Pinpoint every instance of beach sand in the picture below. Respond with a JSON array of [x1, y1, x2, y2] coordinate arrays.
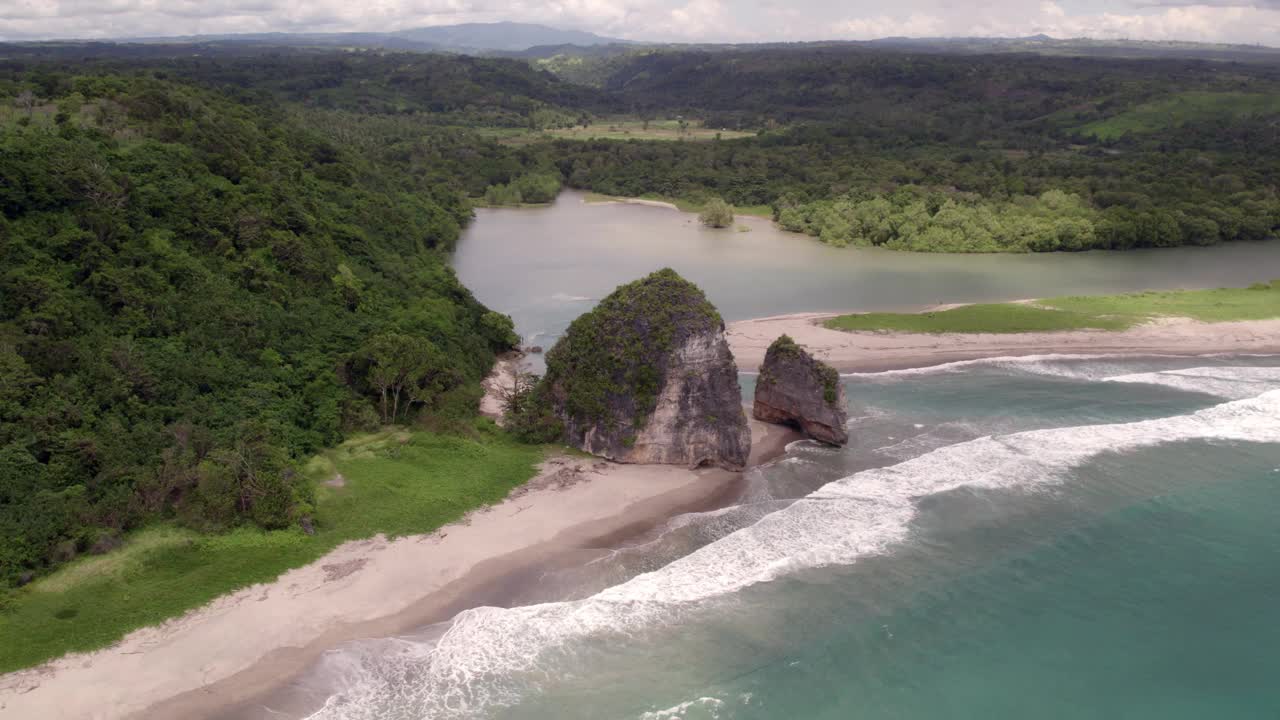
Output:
[[727, 313, 1280, 373], [0, 421, 796, 720]]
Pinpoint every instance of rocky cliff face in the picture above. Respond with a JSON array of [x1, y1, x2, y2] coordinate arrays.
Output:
[[752, 335, 848, 446], [536, 269, 751, 470]]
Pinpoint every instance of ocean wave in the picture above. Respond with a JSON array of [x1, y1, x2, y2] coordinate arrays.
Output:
[[838, 353, 1167, 379], [551, 292, 594, 302], [639, 695, 726, 719], [1105, 366, 1280, 399], [308, 389, 1280, 720]]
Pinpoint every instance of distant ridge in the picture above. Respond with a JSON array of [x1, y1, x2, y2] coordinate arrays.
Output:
[[6, 25, 1277, 64], [127, 22, 628, 53]]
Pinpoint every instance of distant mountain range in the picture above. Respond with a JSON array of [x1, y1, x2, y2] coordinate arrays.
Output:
[[128, 22, 628, 53], [9, 23, 1278, 64]]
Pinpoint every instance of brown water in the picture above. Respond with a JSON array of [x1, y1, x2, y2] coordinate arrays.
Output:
[[452, 190, 1280, 351]]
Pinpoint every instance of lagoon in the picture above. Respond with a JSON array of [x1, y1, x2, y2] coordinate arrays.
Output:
[[453, 190, 1280, 349]]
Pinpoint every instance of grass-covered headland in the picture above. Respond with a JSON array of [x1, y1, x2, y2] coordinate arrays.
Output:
[[0, 423, 540, 673], [822, 281, 1280, 334]]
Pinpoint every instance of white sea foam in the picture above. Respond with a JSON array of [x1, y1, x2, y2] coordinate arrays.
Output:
[[639, 695, 726, 719], [551, 292, 594, 302], [1105, 366, 1280, 399], [839, 353, 1162, 379], [309, 389, 1280, 720]]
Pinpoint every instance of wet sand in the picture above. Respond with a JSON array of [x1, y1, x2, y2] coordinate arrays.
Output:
[[727, 313, 1280, 373]]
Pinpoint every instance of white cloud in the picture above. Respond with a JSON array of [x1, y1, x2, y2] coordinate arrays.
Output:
[[837, 12, 944, 39], [1041, 1, 1066, 18], [1, 0, 1278, 45]]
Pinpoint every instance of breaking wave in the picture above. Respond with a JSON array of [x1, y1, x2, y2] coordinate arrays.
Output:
[[308, 382, 1280, 720], [1105, 366, 1280, 399]]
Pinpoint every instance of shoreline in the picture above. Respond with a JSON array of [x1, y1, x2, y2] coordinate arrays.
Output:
[[0, 421, 796, 720], [581, 192, 680, 211], [727, 312, 1280, 373]]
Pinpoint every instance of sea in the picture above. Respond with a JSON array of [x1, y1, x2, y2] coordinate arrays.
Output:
[[289, 195, 1280, 720]]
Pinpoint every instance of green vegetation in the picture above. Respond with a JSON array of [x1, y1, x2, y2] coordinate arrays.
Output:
[[1044, 281, 1280, 323], [10, 47, 1275, 253], [0, 70, 522, 588], [482, 171, 563, 206], [823, 281, 1280, 333], [761, 335, 841, 406], [698, 198, 735, 228], [510, 269, 722, 442], [778, 189, 1103, 252], [1078, 92, 1280, 140], [0, 424, 541, 673], [824, 304, 1135, 334]]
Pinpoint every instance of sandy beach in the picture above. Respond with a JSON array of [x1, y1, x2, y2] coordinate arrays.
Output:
[[583, 195, 682, 212], [0, 420, 795, 720], [727, 313, 1280, 373]]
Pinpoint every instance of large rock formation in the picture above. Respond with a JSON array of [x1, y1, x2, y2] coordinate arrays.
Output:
[[536, 268, 751, 470], [752, 335, 849, 446]]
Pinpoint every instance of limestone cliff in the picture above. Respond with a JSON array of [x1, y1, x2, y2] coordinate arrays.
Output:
[[752, 335, 849, 446], [536, 269, 751, 470]]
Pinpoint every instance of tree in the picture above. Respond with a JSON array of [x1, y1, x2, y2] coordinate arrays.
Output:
[[497, 369, 539, 416], [362, 333, 449, 424], [699, 198, 735, 228], [14, 90, 36, 118]]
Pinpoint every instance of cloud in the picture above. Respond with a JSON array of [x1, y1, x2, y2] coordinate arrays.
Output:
[[1140, 0, 1280, 8], [833, 1, 1280, 45], [1, 0, 1278, 45], [837, 13, 944, 39]]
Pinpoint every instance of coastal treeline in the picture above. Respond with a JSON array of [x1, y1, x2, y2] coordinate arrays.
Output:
[[7, 46, 1277, 251], [0, 72, 518, 585]]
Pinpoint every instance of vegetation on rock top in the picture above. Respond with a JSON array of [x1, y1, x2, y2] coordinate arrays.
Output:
[[511, 268, 723, 442], [761, 335, 840, 406]]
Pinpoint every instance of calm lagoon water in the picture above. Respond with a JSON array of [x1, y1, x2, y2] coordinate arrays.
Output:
[[292, 196, 1280, 720], [452, 190, 1280, 351]]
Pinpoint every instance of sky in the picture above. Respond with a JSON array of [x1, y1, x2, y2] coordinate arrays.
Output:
[[1, 0, 1278, 45]]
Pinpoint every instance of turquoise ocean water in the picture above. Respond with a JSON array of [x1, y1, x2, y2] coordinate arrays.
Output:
[[300, 354, 1280, 720]]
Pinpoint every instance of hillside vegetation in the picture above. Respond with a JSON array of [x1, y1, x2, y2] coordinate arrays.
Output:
[[1078, 92, 1280, 139], [0, 71, 523, 587], [11, 46, 1276, 252]]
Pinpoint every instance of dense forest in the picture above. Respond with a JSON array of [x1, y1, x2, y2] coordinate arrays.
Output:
[[0, 69, 520, 585], [1, 42, 1278, 585]]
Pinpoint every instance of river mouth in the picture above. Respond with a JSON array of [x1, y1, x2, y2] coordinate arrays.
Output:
[[452, 190, 1280, 366]]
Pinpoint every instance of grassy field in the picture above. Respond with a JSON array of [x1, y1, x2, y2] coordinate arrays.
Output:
[[543, 119, 755, 142], [0, 422, 542, 673], [823, 281, 1280, 334], [583, 191, 773, 219], [1078, 92, 1280, 139]]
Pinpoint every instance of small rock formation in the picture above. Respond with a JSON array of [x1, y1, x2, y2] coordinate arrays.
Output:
[[537, 268, 751, 470], [753, 335, 848, 446]]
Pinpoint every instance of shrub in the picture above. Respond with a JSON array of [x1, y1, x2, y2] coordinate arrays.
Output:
[[699, 198, 735, 228]]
